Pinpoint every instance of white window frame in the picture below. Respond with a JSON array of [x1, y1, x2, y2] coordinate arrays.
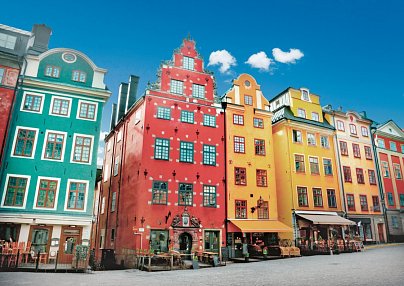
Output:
[[70, 133, 94, 165], [300, 88, 311, 102], [20, 91, 45, 114], [117, 130, 122, 142], [113, 155, 120, 176], [103, 164, 109, 182], [64, 179, 89, 212], [307, 133, 316, 146], [297, 108, 306, 118], [336, 120, 345, 131], [0, 33, 17, 49], [76, 99, 98, 122], [101, 196, 106, 214], [183, 56, 194, 70], [390, 141, 397, 152], [377, 138, 385, 148], [10, 126, 39, 159], [33, 176, 61, 211], [321, 135, 330, 148], [41, 129, 68, 162], [361, 126, 369, 137], [49, 96, 72, 118], [1, 174, 31, 209], [311, 112, 319, 121]]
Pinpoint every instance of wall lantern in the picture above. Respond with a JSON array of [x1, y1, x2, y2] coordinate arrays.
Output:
[[144, 169, 148, 178], [196, 172, 200, 180], [174, 127, 178, 133], [172, 170, 177, 178]]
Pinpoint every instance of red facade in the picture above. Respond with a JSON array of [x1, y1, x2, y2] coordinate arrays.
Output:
[[97, 39, 225, 265]]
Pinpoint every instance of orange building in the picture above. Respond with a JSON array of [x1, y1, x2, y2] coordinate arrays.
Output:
[[222, 74, 291, 258], [269, 87, 355, 252]]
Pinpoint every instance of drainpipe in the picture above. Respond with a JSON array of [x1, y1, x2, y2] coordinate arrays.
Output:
[[370, 127, 390, 243], [221, 101, 229, 251]]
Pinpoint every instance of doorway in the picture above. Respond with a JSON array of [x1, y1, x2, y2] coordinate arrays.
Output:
[[179, 232, 192, 254], [59, 226, 82, 263], [30, 226, 52, 254], [377, 223, 385, 243]]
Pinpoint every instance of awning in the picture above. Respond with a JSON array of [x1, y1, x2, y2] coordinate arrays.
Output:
[[297, 214, 356, 226], [229, 219, 292, 233]]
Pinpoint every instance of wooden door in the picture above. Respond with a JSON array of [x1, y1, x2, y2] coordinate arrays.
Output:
[[377, 223, 385, 243], [29, 225, 53, 255], [58, 226, 82, 264]]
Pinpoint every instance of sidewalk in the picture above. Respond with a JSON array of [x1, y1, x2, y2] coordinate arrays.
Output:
[[364, 242, 404, 250]]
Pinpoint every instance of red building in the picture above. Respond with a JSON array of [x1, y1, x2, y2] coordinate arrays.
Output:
[[96, 38, 226, 266], [373, 120, 404, 242]]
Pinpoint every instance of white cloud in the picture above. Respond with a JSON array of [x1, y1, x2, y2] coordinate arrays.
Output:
[[272, 48, 304, 64], [245, 51, 273, 71], [208, 50, 237, 73]]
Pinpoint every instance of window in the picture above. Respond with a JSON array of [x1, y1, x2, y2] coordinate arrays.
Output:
[[0, 68, 4, 84], [320, 136, 329, 148], [343, 166, 352, 182], [347, 194, 355, 211], [257, 201, 269, 219], [3, 176, 29, 207], [254, 139, 265, 155], [203, 114, 216, 127], [43, 131, 65, 161], [309, 157, 319, 174], [178, 183, 193, 206], [292, 130, 302, 143], [323, 158, 333, 175], [72, 70, 86, 83], [181, 110, 194, 124], [203, 185, 216, 207], [364, 146, 372, 160], [235, 167, 246, 185], [244, 95, 253, 105], [340, 141, 348, 156], [0, 33, 17, 49], [35, 178, 57, 209], [360, 195, 368, 211], [66, 181, 87, 210], [387, 192, 394, 206], [51, 97, 70, 117], [307, 133, 316, 146], [78, 101, 97, 120], [203, 145, 216, 166], [72, 135, 93, 164], [111, 229, 115, 241], [313, 188, 323, 207], [13, 128, 37, 158], [356, 168, 365, 184], [352, 143, 361, 158], [157, 106, 171, 120], [45, 65, 60, 78], [297, 187, 308, 207], [297, 108, 306, 118], [361, 126, 369, 137], [336, 120, 345, 131], [393, 164, 402, 179], [101, 197, 105, 214], [111, 192, 116, 212], [392, 216, 399, 228], [179, 141, 194, 163], [311, 112, 319, 121], [327, 189, 337, 208], [152, 181, 168, 205], [154, 138, 170, 160], [349, 124, 357, 135], [22, 93, 43, 113], [113, 156, 120, 176], [401, 144, 404, 154], [301, 89, 310, 101], [256, 169, 267, 187], [233, 114, 244, 125], [192, 84, 205, 98], [377, 139, 385, 148], [183, 56, 194, 70], [170, 79, 183, 94], [372, 196, 380, 212], [382, 161, 390, 177], [234, 136, 245, 153], [253, 118, 264, 128], [390, 142, 397, 152], [295, 154, 305, 173], [368, 170, 377, 185], [235, 200, 247, 219], [400, 194, 404, 207]]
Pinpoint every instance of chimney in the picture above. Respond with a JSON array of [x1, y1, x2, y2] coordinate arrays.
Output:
[[30, 24, 52, 54], [116, 83, 128, 124], [110, 103, 117, 130], [125, 75, 140, 113]]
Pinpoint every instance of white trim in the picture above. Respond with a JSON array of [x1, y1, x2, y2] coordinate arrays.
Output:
[[49, 95, 72, 118], [295, 210, 339, 216], [300, 88, 311, 102], [70, 133, 94, 165], [61, 52, 77, 64], [0, 212, 92, 225], [10, 126, 39, 159], [32, 176, 61, 211], [1, 174, 31, 209], [21, 87, 105, 103], [20, 91, 45, 114], [64, 179, 89, 212], [41, 129, 68, 162], [76, 99, 98, 122]]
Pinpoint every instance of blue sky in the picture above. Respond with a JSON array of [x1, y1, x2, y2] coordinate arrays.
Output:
[[2, 0, 403, 163]]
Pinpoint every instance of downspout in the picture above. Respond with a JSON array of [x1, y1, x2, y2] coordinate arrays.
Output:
[[370, 127, 390, 243], [221, 101, 229, 250]]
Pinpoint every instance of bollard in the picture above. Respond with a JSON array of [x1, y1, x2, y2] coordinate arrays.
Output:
[[55, 251, 59, 272]]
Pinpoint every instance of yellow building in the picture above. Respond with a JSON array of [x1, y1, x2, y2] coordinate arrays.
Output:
[[323, 108, 386, 243], [222, 74, 291, 258], [270, 87, 355, 251]]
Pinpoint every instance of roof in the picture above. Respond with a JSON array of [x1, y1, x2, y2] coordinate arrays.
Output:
[[229, 219, 292, 233]]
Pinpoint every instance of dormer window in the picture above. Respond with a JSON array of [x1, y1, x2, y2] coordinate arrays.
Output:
[[301, 88, 310, 101], [183, 56, 194, 70], [0, 33, 17, 49], [45, 65, 60, 78], [72, 70, 86, 83]]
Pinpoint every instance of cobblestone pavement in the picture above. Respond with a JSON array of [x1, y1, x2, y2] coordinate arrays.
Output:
[[1, 244, 403, 286]]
